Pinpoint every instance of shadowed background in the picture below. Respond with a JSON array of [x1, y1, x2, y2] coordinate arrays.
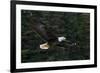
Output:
[[21, 10, 90, 63]]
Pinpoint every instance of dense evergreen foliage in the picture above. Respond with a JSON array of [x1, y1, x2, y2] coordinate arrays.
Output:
[[21, 10, 90, 63]]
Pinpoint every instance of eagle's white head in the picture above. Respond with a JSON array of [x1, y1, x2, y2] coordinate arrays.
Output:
[[58, 36, 66, 42]]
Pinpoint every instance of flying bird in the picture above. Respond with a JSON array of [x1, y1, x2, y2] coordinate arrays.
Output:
[[27, 16, 66, 49]]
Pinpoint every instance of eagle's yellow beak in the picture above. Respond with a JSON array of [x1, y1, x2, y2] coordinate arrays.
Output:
[[40, 42, 49, 49]]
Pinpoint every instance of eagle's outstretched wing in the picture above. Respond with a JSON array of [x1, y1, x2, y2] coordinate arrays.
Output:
[[27, 16, 57, 44]]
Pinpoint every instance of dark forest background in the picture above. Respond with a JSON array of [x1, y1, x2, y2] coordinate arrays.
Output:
[[21, 10, 90, 63]]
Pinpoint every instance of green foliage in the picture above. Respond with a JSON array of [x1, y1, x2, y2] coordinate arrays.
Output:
[[21, 10, 90, 63]]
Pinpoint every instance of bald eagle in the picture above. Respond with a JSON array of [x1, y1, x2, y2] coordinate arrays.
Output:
[[27, 16, 66, 49]]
